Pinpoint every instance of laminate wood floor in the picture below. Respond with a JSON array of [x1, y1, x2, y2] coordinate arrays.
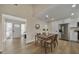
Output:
[[2, 39, 79, 54]]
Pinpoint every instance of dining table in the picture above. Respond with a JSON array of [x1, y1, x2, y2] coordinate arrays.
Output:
[[37, 33, 54, 53]]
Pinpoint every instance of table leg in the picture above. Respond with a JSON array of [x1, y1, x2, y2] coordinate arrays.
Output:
[[35, 35, 37, 45], [51, 43, 52, 52], [44, 42, 47, 54]]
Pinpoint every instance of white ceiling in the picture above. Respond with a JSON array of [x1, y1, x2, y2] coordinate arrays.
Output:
[[35, 4, 79, 22], [1, 4, 79, 22]]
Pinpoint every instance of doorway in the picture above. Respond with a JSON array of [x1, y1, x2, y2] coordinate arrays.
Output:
[[59, 24, 68, 40], [5, 22, 26, 40]]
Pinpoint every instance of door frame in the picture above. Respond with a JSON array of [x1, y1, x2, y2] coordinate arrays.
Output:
[[59, 23, 69, 40]]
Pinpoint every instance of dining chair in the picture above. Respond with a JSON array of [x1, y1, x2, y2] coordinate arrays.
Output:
[[42, 32, 46, 36], [44, 35, 54, 53], [44, 34, 58, 53], [53, 34, 58, 48], [35, 33, 41, 45]]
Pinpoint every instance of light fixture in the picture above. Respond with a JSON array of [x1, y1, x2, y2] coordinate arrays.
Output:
[[72, 4, 76, 7], [71, 13, 74, 16], [45, 15, 48, 18]]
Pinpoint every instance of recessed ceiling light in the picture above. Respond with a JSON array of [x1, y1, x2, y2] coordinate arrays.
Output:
[[71, 13, 74, 16], [72, 4, 76, 7], [45, 15, 48, 18]]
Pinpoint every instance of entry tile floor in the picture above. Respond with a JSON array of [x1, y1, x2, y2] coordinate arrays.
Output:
[[2, 39, 79, 54]]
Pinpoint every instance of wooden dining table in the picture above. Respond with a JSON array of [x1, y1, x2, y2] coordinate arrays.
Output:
[[37, 34, 54, 53]]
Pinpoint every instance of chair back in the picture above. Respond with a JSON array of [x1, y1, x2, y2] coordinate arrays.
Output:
[[42, 32, 46, 36], [37, 33, 41, 35], [54, 34, 58, 41], [36, 33, 41, 38], [47, 35, 54, 43]]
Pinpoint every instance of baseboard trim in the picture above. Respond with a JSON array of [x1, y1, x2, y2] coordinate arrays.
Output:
[[69, 40, 79, 43], [26, 41, 34, 45], [26, 39, 35, 45], [59, 38, 69, 41], [13, 37, 21, 39], [59, 39, 79, 43]]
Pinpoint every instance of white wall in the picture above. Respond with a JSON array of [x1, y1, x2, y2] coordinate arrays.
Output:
[[0, 16, 3, 51], [26, 17, 47, 43], [47, 22, 52, 33], [49, 18, 79, 41]]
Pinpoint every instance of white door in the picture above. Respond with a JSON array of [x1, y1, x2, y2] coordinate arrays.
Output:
[[13, 23, 21, 39], [6, 22, 13, 39]]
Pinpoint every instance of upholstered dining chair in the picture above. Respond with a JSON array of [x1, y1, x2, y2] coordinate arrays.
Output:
[[44, 34, 58, 53], [44, 35, 54, 53], [53, 34, 58, 48]]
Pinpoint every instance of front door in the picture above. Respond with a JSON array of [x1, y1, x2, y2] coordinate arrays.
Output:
[[13, 23, 21, 39]]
